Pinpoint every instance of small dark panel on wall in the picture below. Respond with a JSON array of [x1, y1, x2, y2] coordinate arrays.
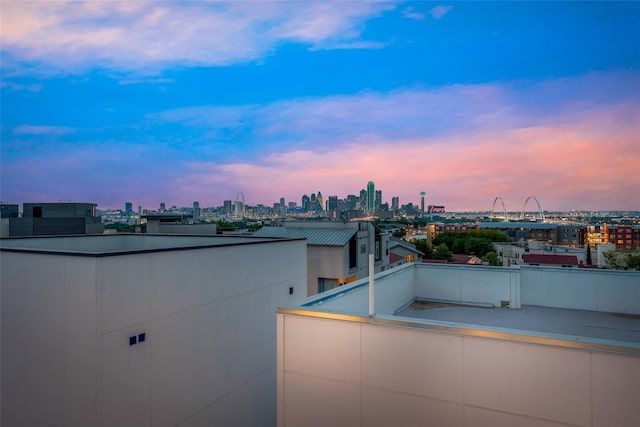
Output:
[[129, 336, 137, 346], [138, 333, 146, 343], [289, 286, 294, 295]]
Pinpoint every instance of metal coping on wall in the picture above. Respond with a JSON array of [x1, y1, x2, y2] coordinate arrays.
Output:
[[276, 307, 640, 357], [0, 234, 307, 258]]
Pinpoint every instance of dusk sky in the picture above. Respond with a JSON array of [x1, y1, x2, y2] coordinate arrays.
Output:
[[2, 1, 639, 212]]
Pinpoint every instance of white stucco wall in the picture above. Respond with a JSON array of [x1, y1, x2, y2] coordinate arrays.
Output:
[[415, 264, 521, 308], [520, 266, 640, 314], [277, 313, 640, 427], [1, 237, 307, 427]]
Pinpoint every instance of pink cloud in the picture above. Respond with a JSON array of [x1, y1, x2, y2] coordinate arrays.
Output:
[[174, 106, 640, 211]]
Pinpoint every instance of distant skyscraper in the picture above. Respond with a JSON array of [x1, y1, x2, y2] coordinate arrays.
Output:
[[316, 192, 323, 212], [367, 181, 375, 213], [280, 197, 286, 215], [193, 201, 200, 219], [420, 192, 426, 214], [160, 202, 166, 211], [327, 196, 338, 211], [310, 193, 317, 212], [125, 202, 132, 214], [302, 194, 310, 212], [223, 200, 232, 216], [347, 195, 357, 210], [359, 189, 367, 211], [375, 190, 382, 211], [392, 196, 399, 212]]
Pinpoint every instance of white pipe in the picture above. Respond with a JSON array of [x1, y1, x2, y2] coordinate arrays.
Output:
[[369, 254, 375, 317]]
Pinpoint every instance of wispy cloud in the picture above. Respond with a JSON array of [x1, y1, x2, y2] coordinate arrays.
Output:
[[1, 81, 43, 93], [1, 1, 394, 76], [3, 71, 638, 211], [429, 5, 453, 20], [402, 6, 425, 21], [13, 125, 75, 136]]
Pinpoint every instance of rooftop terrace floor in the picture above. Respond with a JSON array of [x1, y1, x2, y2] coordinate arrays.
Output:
[[397, 301, 640, 345]]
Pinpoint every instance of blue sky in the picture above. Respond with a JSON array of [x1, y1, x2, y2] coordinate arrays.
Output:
[[2, 1, 639, 211]]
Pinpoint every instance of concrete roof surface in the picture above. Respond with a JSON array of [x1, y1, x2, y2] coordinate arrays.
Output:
[[398, 301, 640, 345]]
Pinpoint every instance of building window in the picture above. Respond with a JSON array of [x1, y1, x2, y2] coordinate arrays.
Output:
[[349, 237, 358, 269]]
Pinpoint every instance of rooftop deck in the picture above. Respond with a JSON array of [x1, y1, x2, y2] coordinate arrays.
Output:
[[398, 300, 640, 345]]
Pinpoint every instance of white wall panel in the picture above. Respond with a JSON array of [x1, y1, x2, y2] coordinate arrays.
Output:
[[592, 352, 640, 427], [99, 255, 150, 333], [254, 367, 277, 427], [194, 396, 229, 427], [192, 300, 228, 413], [463, 336, 591, 426], [64, 256, 96, 302], [100, 327, 149, 427], [464, 406, 571, 427], [228, 378, 256, 427], [361, 386, 463, 427], [191, 248, 229, 305], [541, 270, 597, 311], [283, 372, 360, 427], [64, 299, 96, 427], [0, 251, 28, 292], [227, 292, 257, 390], [1, 291, 27, 416], [150, 310, 194, 427], [149, 251, 194, 319], [25, 294, 65, 426], [284, 316, 360, 384], [362, 325, 463, 403]]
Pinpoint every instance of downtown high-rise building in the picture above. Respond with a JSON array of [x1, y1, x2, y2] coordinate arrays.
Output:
[[367, 181, 375, 213]]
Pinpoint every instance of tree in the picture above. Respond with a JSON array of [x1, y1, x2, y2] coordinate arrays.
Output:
[[484, 251, 501, 266], [586, 243, 593, 265], [433, 243, 453, 261], [603, 251, 624, 269], [411, 239, 434, 259], [626, 253, 640, 270]]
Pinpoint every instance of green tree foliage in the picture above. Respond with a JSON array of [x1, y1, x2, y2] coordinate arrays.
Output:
[[603, 251, 640, 270], [433, 243, 453, 261], [432, 230, 509, 258], [392, 229, 406, 238], [603, 251, 624, 269], [411, 239, 434, 259], [483, 251, 501, 266], [625, 253, 640, 270]]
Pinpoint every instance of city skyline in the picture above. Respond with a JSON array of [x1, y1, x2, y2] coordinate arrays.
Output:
[[2, 2, 639, 211]]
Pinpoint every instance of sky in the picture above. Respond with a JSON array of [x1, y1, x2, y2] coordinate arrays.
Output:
[[1, 1, 639, 212]]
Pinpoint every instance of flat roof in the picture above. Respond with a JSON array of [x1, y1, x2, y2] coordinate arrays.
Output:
[[0, 233, 305, 257], [397, 300, 640, 346]]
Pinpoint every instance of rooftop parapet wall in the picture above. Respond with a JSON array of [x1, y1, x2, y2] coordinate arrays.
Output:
[[0, 233, 296, 255], [415, 263, 521, 309], [520, 266, 640, 315], [299, 263, 416, 316], [298, 262, 640, 318]]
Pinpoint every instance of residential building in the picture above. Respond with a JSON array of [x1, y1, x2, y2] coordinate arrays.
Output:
[[277, 263, 640, 426], [388, 237, 423, 265], [522, 253, 580, 268], [253, 221, 389, 296], [607, 225, 640, 250], [8, 202, 104, 237], [1, 234, 307, 427]]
